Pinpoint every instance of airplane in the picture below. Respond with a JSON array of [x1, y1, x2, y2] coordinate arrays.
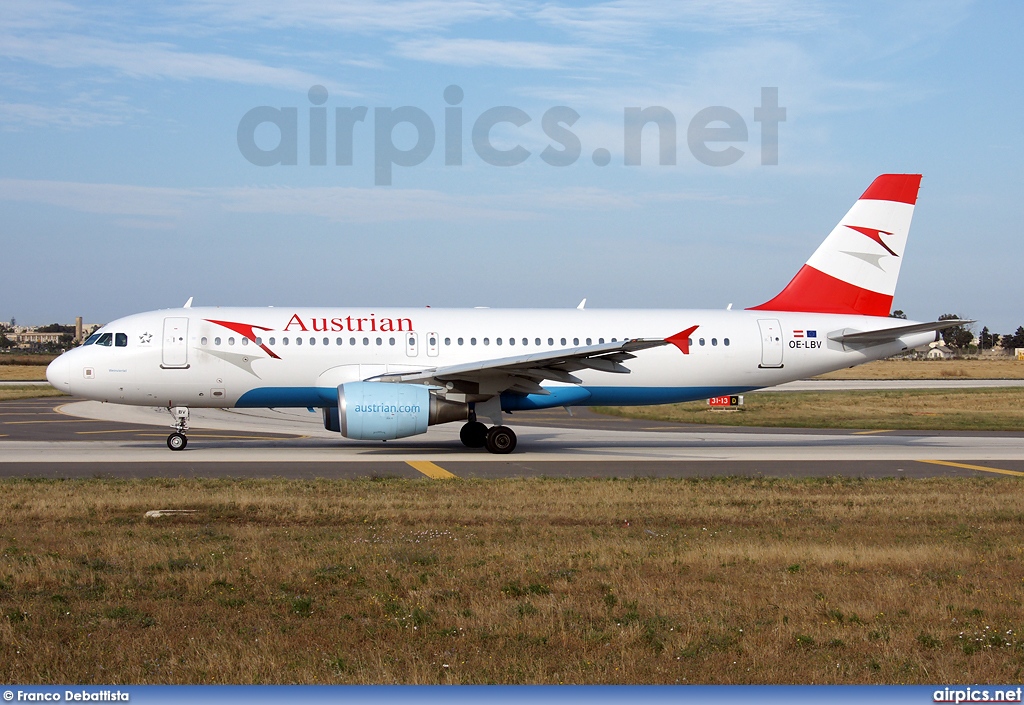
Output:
[[46, 174, 967, 454]]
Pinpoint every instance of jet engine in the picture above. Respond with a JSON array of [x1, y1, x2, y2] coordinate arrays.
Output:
[[330, 382, 467, 440]]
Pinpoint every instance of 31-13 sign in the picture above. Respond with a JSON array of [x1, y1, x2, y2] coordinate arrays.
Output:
[[708, 395, 744, 407]]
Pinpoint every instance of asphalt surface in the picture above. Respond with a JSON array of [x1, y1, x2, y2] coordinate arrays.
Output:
[[1, 396, 1022, 480]]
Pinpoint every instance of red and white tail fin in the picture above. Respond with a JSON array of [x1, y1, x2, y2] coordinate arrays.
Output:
[[749, 174, 922, 317]]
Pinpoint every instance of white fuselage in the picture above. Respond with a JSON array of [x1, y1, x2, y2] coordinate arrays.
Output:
[[46, 306, 933, 412]]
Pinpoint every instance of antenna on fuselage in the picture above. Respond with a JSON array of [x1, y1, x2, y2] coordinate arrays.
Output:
[[183, 297, 193, 309], [577, 298, 586, 310]]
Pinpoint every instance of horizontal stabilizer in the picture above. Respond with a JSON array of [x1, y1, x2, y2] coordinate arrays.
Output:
[[829, 319, 972, 345]]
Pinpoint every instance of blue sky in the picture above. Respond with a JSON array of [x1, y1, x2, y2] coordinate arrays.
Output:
[[1, 0, 1021, 333]]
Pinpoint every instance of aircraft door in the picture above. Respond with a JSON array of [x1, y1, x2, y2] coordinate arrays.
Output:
[[757, 319, 784, 368], [427, 332, 439, 357], [162, 317, 189, 368], [405, 332, 418, 357]]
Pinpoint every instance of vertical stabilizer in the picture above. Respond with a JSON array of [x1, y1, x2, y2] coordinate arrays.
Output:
[[749, 174, 922, 316]]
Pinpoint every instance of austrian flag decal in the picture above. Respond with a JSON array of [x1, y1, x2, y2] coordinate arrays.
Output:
[[792, 330, 817, 338]]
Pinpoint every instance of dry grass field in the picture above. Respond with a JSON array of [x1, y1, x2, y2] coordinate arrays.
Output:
[[817, 358, 1024, 380], [597, 388, 1024, 431], [0, 366, 48, 381], [1, 477, 1022, 684], [0, 385, 66, 401]]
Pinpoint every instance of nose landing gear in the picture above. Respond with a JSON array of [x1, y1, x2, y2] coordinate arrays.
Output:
[[166, 406, 190, 451]]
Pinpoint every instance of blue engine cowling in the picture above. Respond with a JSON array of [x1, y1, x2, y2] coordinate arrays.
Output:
[[337, 382, 431, 440]]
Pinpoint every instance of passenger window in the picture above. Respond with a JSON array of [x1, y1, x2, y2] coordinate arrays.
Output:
[[115, 333, 128, 347], [308, 337, 314, 345], [283, 337, 289, 345], [483, 338, 490, 345], [228, 337, 235, 346], [363, 337, 369, 346], [573, 338, 579, 345], [269, 337, 276, 345], [376, 337, 382, 346], [324, 337, 329, 345], [560, 338, 566, 346], [586, 338, 592, 345], [241, 337, 249, 346], [470, 338, 477, 345], [712, 338, 718, 346], [458, 337, 464, 345], [201, 337, 208, 345], [350, 337, 356, 345], [724, 338, 730, 346], [548, 338, 554, 346], [84, 334, 100, 346], [445, 337, 451, 346], [214, 337, 222, 346], [256, 337, 262, 345], [534, 338, 540, 346], [295, 337, 302, 346], [337, 337, 343, 345], [688, 338, 693, 346], [96, 333, 112, 346], [389, 337, 396, 346], [497, 338, 503, 346], [699, 338, 705, 346]]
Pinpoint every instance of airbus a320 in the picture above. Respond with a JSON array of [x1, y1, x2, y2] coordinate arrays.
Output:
[[46, 174, 965, 453]]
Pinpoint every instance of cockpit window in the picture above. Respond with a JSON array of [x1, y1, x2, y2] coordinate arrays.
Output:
[[95, 333, 113, 347], [83, 334, 101, 346], [115, 333, 128, 347]]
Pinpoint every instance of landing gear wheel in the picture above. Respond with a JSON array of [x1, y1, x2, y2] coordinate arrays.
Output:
[[485, 426, 517, 454], [167, 432, 187, 451], [460, 421, 488, 448]]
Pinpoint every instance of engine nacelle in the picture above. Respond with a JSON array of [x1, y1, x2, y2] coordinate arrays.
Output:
[[336, 382, 468, 440]]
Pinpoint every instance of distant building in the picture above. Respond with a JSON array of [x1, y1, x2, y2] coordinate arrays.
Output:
[[12, 331, 65, 346], [926, 345, 954, 360]]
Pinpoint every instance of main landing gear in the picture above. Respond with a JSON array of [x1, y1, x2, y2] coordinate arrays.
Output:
[[166, 406, 190, 451], [459, 409, 517, 454]]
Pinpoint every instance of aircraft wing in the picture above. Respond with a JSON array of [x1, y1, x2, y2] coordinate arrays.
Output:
[[370, 337, 671, 395], [829, 319, 973, 345]]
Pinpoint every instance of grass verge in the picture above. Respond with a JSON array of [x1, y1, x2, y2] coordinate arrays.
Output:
[[595, 388, 1024, 431], [0, 366, 48, 381], [816, 358, 1024, 380], [0, 385, 66, 401], [0, 477, 1022, 684]]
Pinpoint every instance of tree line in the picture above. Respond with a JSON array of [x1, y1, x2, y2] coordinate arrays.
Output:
[[893, 311, 1024, 353]]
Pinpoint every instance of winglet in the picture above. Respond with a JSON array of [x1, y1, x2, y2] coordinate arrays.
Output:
[[666, 325, 699, 354]]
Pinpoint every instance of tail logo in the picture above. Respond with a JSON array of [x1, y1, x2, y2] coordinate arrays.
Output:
[[845, 225, 898, 257]]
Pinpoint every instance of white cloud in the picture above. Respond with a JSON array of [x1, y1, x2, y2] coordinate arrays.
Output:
[[0, 179, 198, 217], [0, 34, 328, 90], [0, 101, 137, 129], [393, 37, 599, 69], [174, 0, 517, 34]]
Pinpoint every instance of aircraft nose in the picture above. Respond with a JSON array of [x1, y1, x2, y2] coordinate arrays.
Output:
[[46, 354, 70, 392]]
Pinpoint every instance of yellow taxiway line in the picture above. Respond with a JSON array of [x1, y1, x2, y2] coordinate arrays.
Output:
[[406, 460, 458, 480], [917, 460, 1024, 478]]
